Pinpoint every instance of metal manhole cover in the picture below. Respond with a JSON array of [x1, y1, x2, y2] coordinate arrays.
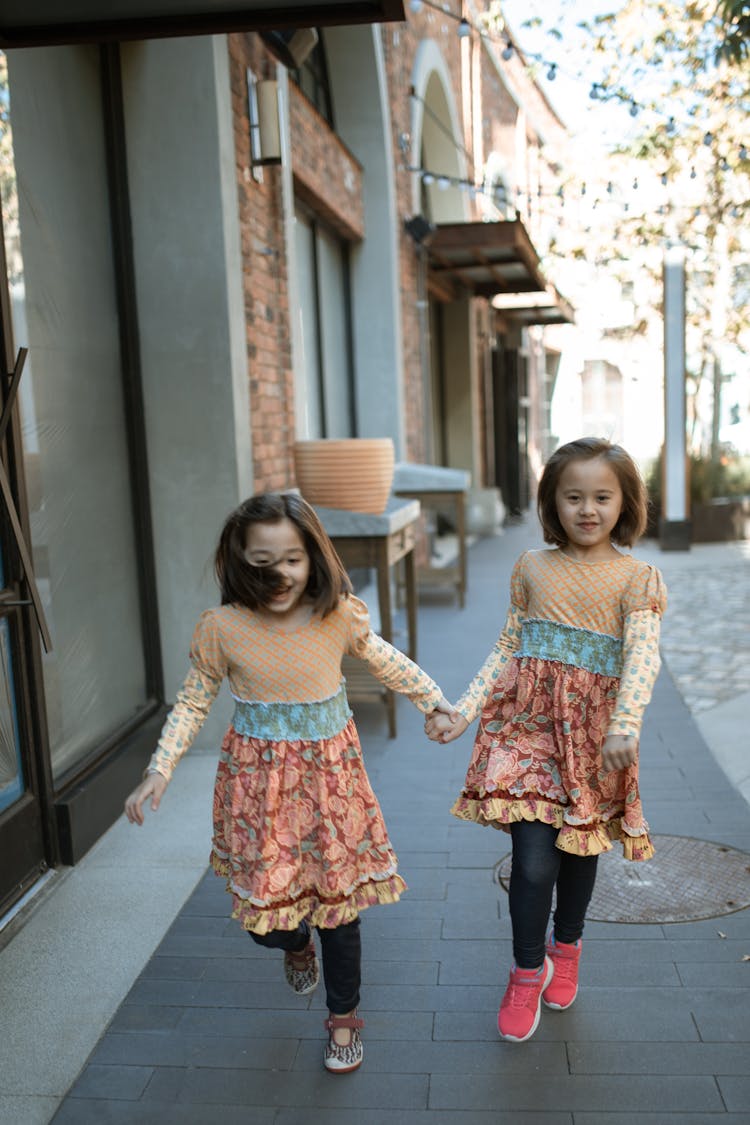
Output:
[[493, 834, 750, 923]]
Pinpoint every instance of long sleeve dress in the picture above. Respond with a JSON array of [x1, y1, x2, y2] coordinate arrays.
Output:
[[451, 549, 667, 861], [146, 594, 444, 933]]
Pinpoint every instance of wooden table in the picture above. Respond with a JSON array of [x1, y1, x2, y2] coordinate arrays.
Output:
[[314, 498, 420, 738], [393, 463, 471, 609]]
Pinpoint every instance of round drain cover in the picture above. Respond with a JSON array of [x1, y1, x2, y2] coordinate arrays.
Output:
[[493, 834, 750, 923]]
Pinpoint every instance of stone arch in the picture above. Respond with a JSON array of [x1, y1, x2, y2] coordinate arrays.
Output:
[[409, 40, 469, 223]]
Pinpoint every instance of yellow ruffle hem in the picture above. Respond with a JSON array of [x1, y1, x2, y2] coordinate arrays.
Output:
[[450, 793, 655, 862], [212, 853, 407, 933]]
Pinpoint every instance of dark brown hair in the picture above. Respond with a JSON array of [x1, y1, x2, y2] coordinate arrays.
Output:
[[214, 492, 352, 616], [537, 437, 648, 547]]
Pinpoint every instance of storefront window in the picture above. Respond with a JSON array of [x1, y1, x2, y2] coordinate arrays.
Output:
[[2, 48, 149, 784], [0, 616, 23, 812]]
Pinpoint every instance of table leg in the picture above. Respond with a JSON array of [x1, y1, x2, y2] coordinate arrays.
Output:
[[404, 546, 417, 661], [456, 492, 467, 609]]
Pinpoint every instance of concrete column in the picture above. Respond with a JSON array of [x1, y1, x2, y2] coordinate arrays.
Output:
[[122, 35, 252, 728], [660, 245, 691, 550]]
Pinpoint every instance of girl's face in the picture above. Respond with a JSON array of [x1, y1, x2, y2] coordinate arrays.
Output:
[[555, 456, 624, 558], [244, 517, 311, 619]]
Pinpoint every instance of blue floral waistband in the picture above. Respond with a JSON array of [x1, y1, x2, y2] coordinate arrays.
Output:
[[517, 618, 622, 677], [231, 683, 352, 741]]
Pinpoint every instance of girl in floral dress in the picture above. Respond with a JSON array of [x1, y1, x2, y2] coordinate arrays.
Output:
[[426, 438, 666, 1043], [125, 492, 451, 1073]]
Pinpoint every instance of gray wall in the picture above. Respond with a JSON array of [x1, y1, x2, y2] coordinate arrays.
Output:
[[122, 35, 252, 736], [325, 25, 406, 455]]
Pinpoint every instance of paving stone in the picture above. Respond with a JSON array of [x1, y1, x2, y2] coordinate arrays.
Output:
[[568, 1040, 750, 1075], [716, 1076, 750, 1113], [142, 1065, 430, 1108], [428, 1073, 723, 1113], [433, 1005, 700, 1043], [90, 1031, 299, 1069], [108, 1005, 184, 1033], [675, 960, 750, 987], [177, 1005, 434, 1041], [688, 989, 750, 1041], [438, 947, 682, 986], [574, 1116, 747, 1124], [139, 957, 209, 981], [51, 1101, 276, 1124], [275, 1112, 573, 1125], [67, 1064, 153, 1100]]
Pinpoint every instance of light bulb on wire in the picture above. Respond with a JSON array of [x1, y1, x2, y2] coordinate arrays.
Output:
[[457, 18, 471, 38]]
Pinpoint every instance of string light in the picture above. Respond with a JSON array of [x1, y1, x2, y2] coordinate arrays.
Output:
[[403, 163, 749, 231], [457, 18, 471, 39], [547, 63, 557, 81]]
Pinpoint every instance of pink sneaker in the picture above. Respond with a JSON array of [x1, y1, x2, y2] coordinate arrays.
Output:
[[497, 957, 553, 1042], [542, 936, 582, 1010]]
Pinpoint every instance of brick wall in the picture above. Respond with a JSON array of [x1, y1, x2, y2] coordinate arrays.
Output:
[[229, 34, 296, 492], [228, 19, 565, 494]]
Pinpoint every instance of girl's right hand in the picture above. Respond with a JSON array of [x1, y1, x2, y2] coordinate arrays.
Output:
[[424, 709, 469, 744], [124, 771, 168, 825]]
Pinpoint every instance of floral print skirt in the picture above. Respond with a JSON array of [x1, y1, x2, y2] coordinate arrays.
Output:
[[211, 716, 405, 932], [451, 657, 654, 861]]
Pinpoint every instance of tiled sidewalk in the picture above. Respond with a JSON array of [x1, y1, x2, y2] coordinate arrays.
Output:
[[51, 525, 750, 1123]]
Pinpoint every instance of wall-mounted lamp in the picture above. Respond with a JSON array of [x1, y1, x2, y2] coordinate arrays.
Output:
[[404, 214, 435, 246], [248, 71, 282, 177]]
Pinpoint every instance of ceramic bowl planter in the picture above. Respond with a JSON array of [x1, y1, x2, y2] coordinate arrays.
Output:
[[293, 438, 395, 515]]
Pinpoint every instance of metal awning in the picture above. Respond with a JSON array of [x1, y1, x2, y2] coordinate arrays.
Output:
[[426, 218, 574, 324], [493, 285, 575, 327], [0, 0, 405, 47]]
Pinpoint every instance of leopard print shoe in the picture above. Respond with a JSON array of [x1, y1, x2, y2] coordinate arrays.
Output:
[[283, 933, 320, 996], [323, 1012, 364, 1074]]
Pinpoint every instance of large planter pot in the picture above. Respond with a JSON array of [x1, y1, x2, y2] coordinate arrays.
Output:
[[692, 497, 750, 542], [293, 438, 395, 515]]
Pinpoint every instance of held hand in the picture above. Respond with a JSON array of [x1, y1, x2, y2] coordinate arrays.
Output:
[[124, 771, 168, 826], [601, 735, 638, 772], [424, 704, 469, 744]]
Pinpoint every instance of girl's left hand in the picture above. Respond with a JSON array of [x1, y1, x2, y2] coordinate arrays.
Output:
[[601, 735, 638, 771]]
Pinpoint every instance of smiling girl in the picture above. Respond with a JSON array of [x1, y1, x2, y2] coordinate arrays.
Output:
[[425, 438, 667, 1043], [124, 492, 452, 1073]]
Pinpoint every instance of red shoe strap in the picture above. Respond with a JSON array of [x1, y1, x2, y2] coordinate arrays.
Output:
[[324, 1015, 364, 1031]]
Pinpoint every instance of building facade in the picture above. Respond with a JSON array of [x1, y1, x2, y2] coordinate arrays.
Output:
[[0, 4, 570, 919]]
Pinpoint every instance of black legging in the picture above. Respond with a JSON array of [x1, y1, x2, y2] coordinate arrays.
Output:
[[250, 917, 361, 1013], [509, 820, 599, 969]]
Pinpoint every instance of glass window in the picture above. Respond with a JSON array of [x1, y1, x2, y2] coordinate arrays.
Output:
[[0, 617, 23, 813], [294, 207, 354, 439], [3, 48, 150, 784], [289, 34, 334, 126]]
